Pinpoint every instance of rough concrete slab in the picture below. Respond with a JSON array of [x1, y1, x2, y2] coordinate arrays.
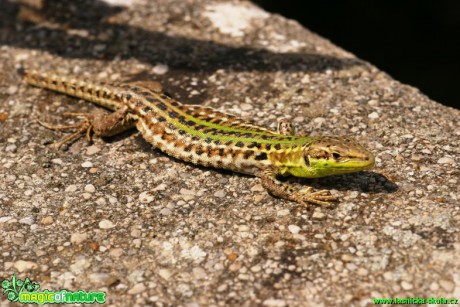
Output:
[[0, 0, 459, 306]]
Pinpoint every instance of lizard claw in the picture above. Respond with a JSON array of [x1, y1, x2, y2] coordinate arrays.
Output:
[[36, 114, 93, 149], [294, 188, 339, 207]]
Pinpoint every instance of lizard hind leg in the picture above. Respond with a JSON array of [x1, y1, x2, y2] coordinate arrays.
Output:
[[36, 115, 92, 149], [36, 106, 136, 149]]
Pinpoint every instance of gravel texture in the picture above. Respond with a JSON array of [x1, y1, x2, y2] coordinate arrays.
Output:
[[1, 0, 459, 306]]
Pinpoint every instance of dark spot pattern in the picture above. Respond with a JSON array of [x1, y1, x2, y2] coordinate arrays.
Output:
[[247, 142, 260, 149], [255, 152, 268, 161], [243, 151, 254, 159], [157, 103, 167, 111], [195, 146, 204, 155]]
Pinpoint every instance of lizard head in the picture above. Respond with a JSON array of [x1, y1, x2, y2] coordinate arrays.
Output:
[[302, 136, 375, 177]]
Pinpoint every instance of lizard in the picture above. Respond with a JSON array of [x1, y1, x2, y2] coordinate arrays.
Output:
[[22, 69, 375, 207]]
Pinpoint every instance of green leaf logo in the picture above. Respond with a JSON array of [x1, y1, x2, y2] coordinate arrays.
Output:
[[1, 275, 40, 302], [1, 279, 10, 289]]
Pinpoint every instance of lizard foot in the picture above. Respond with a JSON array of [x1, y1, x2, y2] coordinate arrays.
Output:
[[293, 187, 339, 207], [36, 112, 94, 149]]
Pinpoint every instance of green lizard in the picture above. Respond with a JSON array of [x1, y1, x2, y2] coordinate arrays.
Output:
[[23, 70, 375, 207]]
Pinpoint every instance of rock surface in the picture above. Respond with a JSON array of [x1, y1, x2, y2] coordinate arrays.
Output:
[[0, 0, 459, 306]]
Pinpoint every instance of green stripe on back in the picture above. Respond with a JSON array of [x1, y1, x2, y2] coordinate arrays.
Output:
[[134, 86, 292, 137], [135, 90, 317, 146]]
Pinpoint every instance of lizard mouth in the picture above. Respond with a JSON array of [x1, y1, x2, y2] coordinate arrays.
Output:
[[335, 156, 375, 170], [306, 151, 374, 165], [305, 152, 375, 177], [333, 152, 375, 168]]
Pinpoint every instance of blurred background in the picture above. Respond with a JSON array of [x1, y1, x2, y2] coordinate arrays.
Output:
[[254, 1, 460, 110]]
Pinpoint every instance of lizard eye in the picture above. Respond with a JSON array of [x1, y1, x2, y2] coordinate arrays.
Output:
[[332, 153, 341, 160]]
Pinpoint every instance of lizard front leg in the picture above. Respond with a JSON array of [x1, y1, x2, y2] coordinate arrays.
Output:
[[258, 169, 338, 207], [37, 105, 136, 148]]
